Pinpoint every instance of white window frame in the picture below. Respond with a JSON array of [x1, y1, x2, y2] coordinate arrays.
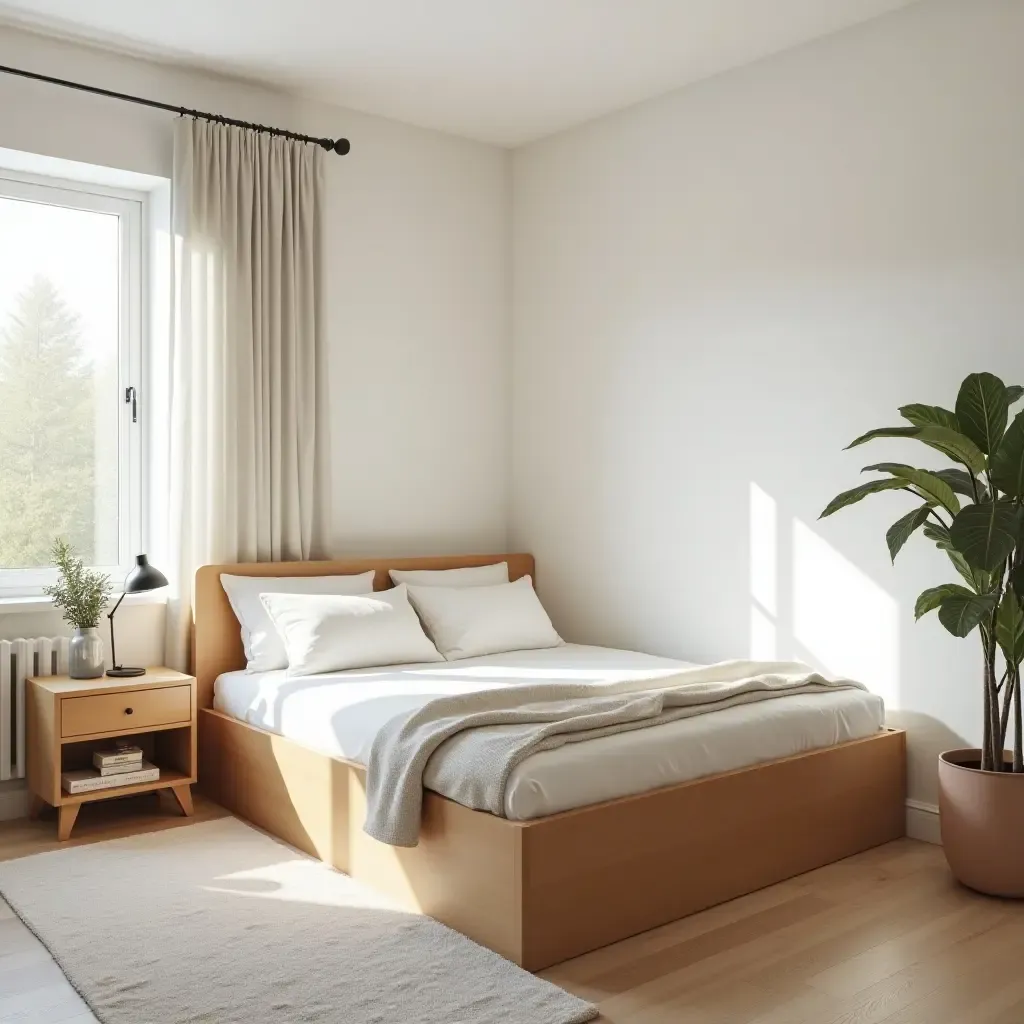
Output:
[[0, 168, 147, 598]]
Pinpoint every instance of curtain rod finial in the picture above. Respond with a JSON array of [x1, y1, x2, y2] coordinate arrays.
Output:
[[318, 137, 350, 155]]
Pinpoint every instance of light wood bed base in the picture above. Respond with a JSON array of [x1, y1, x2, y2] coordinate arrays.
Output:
[[193, 554, 907, 971]]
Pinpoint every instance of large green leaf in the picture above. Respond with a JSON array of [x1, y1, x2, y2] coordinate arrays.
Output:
[[861, 464, 960, 517], [954, 555, 994, 593], [899, 404, 960, 430], [845, 426, 920, 449], [915, 583, 974, 619], [912, 426, 987, 476], [949, 500, 1022, 571], [886, 504, 934, 562], [819, 479, 907, 519], [1007, 385, 1024, 405], [997, 588, 1024, 667], [933, 467, 983, 500], [955, 372, 1009, 454], [923, 521, 992, 591], [843, 419, 986, 475], [938, 591, 999, 637], [990, 410, 1024, 499], [860, 462, 924, 485]]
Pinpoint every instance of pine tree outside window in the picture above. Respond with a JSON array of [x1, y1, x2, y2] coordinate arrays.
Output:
[[0, 170, 143, 597]]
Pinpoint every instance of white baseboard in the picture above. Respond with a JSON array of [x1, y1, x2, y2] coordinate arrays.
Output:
[[0, 782, 28, 822], [0, 781, 29, 821], [906, 799, 941, 845]]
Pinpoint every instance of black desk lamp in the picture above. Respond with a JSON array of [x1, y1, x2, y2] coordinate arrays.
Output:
[[107, 554, 169, 678]]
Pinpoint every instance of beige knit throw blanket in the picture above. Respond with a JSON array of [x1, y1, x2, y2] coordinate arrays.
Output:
[[363, 659, 866, 847]]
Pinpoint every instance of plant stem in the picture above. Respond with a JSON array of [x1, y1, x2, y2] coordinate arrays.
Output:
[[985, 564, 1008, 771], [982, 651, 996, 772], [1015, 668, 1023, 773], [983, 647, 999, 770], [983, 622, 1004, 771], [998, 671, 1014, 761]]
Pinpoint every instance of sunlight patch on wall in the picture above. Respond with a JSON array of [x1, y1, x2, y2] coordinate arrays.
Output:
[[792, 519, 900, 708]]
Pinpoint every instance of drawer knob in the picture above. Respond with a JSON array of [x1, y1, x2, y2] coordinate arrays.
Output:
[[124, 707, 134, 716]]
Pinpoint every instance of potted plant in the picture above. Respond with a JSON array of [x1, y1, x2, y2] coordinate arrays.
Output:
[[44, 538, 113, 679], [822, 372, 1024, 896]]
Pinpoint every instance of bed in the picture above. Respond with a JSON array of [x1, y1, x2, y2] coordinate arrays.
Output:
[[213, 645, 887, 820], [195, 554, 906, 970]]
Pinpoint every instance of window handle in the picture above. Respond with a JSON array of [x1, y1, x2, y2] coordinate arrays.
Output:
[[125, 386, 138, 424]]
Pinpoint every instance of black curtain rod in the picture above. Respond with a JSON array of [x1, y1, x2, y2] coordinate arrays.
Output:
[[0, 62, 351, 155]]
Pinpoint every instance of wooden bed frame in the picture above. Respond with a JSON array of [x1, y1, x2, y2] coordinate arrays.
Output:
[[193, 553, 907, 971]]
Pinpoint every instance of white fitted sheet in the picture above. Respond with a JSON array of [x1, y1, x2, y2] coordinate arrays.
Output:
[[213, 644, 885, 820]]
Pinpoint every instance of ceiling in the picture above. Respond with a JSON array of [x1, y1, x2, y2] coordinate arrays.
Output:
[[0, 0, 920, 146]]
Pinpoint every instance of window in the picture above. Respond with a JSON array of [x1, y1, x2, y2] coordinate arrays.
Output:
[[0, 170, 144, 596]]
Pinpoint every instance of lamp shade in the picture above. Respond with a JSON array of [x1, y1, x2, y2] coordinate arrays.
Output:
[[124, 554, 168, 594]]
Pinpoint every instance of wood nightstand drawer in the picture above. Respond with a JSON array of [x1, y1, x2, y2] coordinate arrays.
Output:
[[61, 684, 192, 738]]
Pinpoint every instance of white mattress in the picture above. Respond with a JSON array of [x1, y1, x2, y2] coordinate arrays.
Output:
[[213, 644, 885, 820]]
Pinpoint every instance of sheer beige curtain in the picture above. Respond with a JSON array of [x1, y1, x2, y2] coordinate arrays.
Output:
[[165, 118, 331, 669]]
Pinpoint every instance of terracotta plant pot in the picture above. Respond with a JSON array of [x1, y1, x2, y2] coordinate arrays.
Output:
[[938, 748, 1024, 897]]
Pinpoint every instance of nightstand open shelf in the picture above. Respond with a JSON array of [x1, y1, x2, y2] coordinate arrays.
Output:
[[27, 668, 197, 840], [58, 725, 195, 806]]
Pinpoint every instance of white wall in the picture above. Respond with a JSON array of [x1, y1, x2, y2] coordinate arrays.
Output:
[[5, 0, 1021, 822], [0, 26, 510, 653], [511, 0, 1024, 809]]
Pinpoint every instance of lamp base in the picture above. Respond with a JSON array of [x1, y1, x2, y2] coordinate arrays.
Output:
[[106, 666, 146, 678]]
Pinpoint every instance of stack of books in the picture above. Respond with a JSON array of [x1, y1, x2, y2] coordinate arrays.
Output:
[[61, 744, 160, 796]]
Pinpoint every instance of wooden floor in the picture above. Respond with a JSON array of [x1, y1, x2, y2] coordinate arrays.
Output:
[[543, 838, 1024, 1024], [1, 799, 1022, 1023]]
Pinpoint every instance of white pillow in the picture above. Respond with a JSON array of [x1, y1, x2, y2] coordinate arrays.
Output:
[[405, 575, 562, 661], [388, 562, 509, 588], [259, 585, 443, 676], [220, 572, 376, 673]]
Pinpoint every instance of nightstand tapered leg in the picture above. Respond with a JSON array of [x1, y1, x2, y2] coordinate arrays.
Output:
[[170, 784, 194, 817], [57, 804, 81, 842]]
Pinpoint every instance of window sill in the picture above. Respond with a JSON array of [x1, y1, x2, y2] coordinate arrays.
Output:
[[0, 591, 168, 615]]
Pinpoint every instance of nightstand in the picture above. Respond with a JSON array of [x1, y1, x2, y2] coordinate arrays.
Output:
[[26, 667, 197, 841]]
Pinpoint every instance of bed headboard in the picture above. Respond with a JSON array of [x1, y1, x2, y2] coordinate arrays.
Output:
[[191, 553, 535, 708]]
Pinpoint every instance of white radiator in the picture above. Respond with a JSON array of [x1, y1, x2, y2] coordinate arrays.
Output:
[[0, 637, 70, 781]]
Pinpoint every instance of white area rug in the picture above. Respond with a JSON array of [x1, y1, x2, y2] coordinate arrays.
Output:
[[0, 818, 597, 1024]]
